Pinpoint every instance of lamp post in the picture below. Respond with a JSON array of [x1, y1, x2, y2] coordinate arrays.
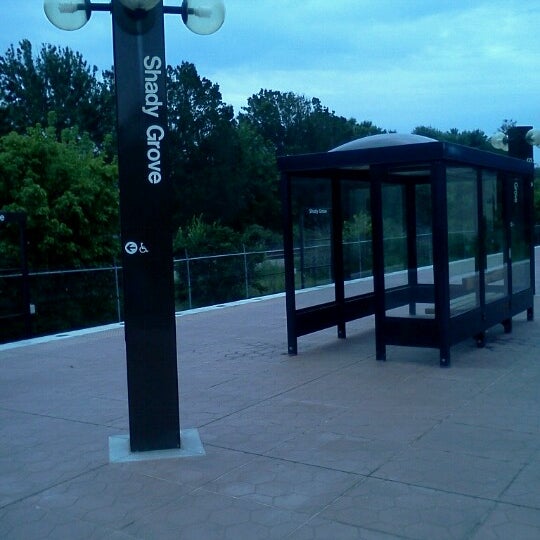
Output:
[[490, 125, 538, 307], [44, 0, 225, 452], [490, 126, 540, 161]]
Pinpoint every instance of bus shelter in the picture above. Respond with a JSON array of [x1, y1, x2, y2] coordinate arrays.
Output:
[[278, 134, 535, 367]]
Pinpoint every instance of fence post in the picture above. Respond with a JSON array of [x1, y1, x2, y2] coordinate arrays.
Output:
[[185, 249, 192, 310]]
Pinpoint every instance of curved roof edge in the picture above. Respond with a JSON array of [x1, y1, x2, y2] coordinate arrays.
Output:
[[330, 133, 438, 152]]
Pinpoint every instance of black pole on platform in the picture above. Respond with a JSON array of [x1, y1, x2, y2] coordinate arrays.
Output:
[[44, 0, 225, 453], [112, 0, 179, 453], [0, 211, 32, 339]]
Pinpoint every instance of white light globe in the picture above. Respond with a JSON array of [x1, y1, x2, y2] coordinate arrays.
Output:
[[526, 128, 540, 147], [119, 0, 161, 10], [489, 132, 508, 151], [44, 0, 91, 31], [182, 0, 225, 35]]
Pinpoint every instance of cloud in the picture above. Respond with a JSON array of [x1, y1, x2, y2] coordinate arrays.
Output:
[[1, 0, 539, 140], [203, 1, 540, 135]]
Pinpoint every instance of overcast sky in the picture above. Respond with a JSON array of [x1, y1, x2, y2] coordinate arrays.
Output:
[[1, 1, 539, 146]]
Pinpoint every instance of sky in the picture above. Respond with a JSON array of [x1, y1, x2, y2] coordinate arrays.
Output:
[[1, 1, 539, 155]]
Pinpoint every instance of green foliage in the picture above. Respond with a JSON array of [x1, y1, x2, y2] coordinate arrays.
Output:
[[239, 90, 387, 155], [0, 125, 119, 270], [233, 122, 281, 230], [0, 40, 114, 147], [172, 217, 282, 308], [343, 212, 371, 241], [412, 125, 490, 150], [240, 224, 282, 251], [173, 215, 240, 256], [167, 63, 280, 230], [499, 119, 517, 134], [173, 216, 241, 307]]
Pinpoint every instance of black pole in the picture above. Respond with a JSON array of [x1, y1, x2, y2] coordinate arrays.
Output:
[[405, 182, 418, 315], [370, 165, 386, 361], [431, 162, 451, 367], [0, 211, 31, 339], [111, 0, 180, 452], [281, 173, 298, 355], [18, 214, 31, 338], [507, 126, 533, 162], [331, 177, 346, 339]]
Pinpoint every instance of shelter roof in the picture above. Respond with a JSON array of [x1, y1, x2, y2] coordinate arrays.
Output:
[[277, 133, 533, 177]]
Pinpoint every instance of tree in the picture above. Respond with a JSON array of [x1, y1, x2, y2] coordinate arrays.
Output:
[[167, 63, 280, 230], [0, 124, 119, 270], [231, 122, 281, 231], [499, 119, 517, 134], [412, 125, 490, 150], [173, 216, 242, 307], [0, 40, 114, 147], [167, 62, 239, 227], [173, 214, 240, 257], [238, 90, 383, 155]]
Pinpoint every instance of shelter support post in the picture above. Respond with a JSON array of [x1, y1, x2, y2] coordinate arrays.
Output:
[[281, 173, 298, 355], [331, 177, 346, 339], [370, 166, 386, 361], [431, 162, 451, 367]]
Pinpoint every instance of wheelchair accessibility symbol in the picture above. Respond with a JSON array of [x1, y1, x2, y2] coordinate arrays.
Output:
[[125, 241, 149, 255]]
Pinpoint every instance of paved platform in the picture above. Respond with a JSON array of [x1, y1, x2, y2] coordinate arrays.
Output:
[[1, 290, 540, 539]]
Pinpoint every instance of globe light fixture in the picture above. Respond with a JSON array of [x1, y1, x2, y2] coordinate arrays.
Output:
[[44, 1, 225, 35], [490, 125, 537, 162], [44, 0, 92, 30], [526, 128, 540, 147], [489, 131, 508, 151], [181, 0, 225, 35]]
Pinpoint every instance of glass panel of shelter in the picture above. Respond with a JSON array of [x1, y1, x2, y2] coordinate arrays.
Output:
[[509, 175, 531, 293], [416, 182, 434, 287], [382, 183, 408, 289], [483, 170, 508, 303], [446, 167, 480, 316], [380, 167, 434, 319], [341, 179, 373, 298], [378, 166, 529, 321], [290, 177, 335, 309]]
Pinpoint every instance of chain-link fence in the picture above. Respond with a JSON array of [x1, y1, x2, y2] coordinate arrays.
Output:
[[1, 247, 289, 343], [0, 265, 122, 343], [174, 247, 287, 311]]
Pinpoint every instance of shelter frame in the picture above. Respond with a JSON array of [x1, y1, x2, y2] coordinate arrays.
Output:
[[279, 140, 535, 367]]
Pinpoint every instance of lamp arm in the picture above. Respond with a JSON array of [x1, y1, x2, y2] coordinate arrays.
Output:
[[88, 2, 112, 11], [61, 2, 168, 15], [57, 1, 110, 14], [163, 5, 185, 15], [166, 1, 217, 23]]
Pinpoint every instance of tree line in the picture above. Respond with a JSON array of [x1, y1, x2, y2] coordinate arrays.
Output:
[[0, 40, 535, 271]]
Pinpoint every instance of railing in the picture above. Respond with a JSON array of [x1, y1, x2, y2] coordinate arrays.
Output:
[[1, 233, 538, 343], [0, 247, 289, 343]]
